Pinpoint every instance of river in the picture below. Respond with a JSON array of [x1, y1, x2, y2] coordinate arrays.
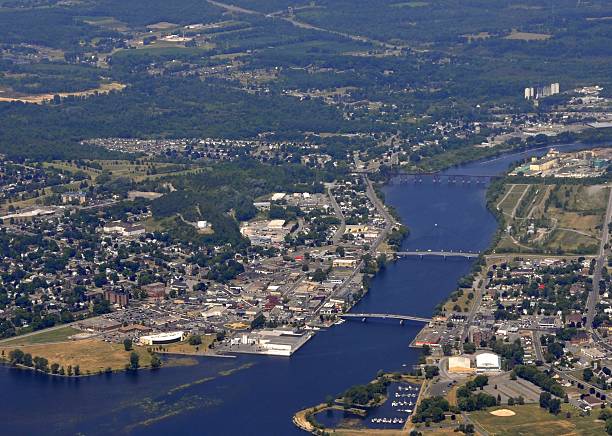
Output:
[[0, 143, 598, 435]]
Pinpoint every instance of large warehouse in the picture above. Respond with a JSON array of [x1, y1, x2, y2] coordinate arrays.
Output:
[[476, 352, 501, 372], [139, 331, 185, 345], [448, 356, 474, 373]]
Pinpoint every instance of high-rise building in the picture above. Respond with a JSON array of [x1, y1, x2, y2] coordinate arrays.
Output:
[[524, 82, 560, 100]]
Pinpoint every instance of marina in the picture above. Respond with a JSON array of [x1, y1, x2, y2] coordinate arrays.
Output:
[[313, 382, 421, 430]]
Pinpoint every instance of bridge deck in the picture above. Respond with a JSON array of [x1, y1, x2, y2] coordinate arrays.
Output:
[[394, 251, 480, 258], [341, 313, 432, 323]]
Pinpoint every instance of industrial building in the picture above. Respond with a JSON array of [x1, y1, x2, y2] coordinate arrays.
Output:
[[475, 352, 501, 372], [448, 356, 474, 373], [139, 331, 186, 345]]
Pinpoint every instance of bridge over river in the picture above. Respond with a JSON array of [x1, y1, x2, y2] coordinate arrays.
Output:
[[340, 313, 432, 323], [392, 250, 481, 259]]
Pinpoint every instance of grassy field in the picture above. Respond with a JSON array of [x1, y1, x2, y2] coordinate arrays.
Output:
[[495, 183, 607, 255], [0, 339, 153, 375], [45, 159, 200, 184], [156, 335, 216, 355], [469, 404, 606, 436], [441, 288, 475, 314], [0, 326, 81, 346], [504, 30, 552, 40], [0, 82, 125, 104], [497, 184, 530, 214]]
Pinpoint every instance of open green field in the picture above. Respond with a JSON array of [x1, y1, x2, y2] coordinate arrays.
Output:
[[469, 404, 606, 436], [497, 184, 530, 215], [495, 183, 608, 255], [0, 326, 81, 346], [0, 339, 153, 375]]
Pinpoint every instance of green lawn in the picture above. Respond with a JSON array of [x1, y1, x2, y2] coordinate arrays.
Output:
[[0, 326, 82, 346], [469, 404, 606, 436]]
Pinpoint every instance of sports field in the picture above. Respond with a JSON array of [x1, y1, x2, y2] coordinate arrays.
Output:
[[469, 404, 605, 436]]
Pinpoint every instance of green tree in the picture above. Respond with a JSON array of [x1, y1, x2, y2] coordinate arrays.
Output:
[[540, 392, 551, 409], [123, 338, 133, 351], [129, 352, 140, 370], [150, 354, 162, 369], [463, 342, 476, 354], [188, 335, 202, 346], [549, 398, 561, 415], [425, 365, 440, 379]]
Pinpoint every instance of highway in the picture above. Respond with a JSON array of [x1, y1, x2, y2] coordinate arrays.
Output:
[[586, 186, 612, 329]]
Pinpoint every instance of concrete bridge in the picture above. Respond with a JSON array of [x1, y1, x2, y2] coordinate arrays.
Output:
[[393, 173, 500, 185], [393, 250, 481, 259], [340, 313, 432, 323]]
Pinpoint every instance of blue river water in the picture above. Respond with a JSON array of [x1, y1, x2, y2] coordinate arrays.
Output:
[[0, 143, 598, 435]]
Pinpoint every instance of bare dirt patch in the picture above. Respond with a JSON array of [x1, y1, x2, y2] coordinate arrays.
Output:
[[490, 409, 516, 417], [0, 82, 126, 104], [504, 29, 551, 41]]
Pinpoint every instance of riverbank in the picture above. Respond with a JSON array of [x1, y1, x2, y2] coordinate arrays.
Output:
[[0, 338, 155, 376], [411, 130, 612, 173]]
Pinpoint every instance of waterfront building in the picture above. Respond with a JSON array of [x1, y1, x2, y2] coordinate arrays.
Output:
[[139, 331, 186, 345]]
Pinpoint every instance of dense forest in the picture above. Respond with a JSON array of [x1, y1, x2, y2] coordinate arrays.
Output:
[[0, 0, 610, 161]]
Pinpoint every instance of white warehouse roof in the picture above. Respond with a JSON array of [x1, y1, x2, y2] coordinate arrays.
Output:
[[476, 352, 501, 369]]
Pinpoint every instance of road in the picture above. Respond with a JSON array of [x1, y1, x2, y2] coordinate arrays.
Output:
[[327, 186, 346, 245], [460, 275, 488, 345], [206, 0, 400, 49], [495, 183, 516, 210], [510, 184, 530, 219], [533, 330, 545, 362], [586, 186, 612, 329], [364, 175, 396, 249]]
